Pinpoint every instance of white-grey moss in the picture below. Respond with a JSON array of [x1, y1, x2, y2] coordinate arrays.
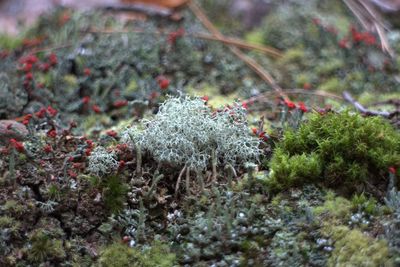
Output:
[[130, 96, 261, 170], [87, 146, 119, 177]]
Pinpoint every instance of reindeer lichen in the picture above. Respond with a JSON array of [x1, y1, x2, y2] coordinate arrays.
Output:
[[87, 146, 118, 177], [130, 96, 261, 171]]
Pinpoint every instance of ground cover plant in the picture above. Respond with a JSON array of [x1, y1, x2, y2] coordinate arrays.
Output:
[[0, 0, 399, 266]]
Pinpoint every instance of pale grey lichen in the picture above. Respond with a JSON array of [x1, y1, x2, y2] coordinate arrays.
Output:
[[132, 96, 261, 170], [87, 146, 119, 177]]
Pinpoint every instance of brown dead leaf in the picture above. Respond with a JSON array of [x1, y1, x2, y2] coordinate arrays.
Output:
[[120, 0, 189, 9]]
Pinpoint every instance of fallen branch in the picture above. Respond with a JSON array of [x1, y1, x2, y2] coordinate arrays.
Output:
[[244, 89, 344, 106], [343, 91, 399, 118]]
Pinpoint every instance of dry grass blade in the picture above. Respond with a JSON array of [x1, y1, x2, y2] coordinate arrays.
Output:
[[343, 0, 394, 57], [188, 1, 286, 98], [85, 28, 282, 58]]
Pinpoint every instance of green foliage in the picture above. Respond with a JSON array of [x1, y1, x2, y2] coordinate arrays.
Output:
[[0, 34, 22, 50], [313, 195, 352, 220], [326, 226, 392, 267], [0, 216, 20, 233], [102, 175, 129, 214], [268, 148, 322, 191], [98, 242, 138, 267], [319, 78, 342, 93], [351, 193, 378, 216], [98, 241, 176, 267], [268, 111, 400, 195], [27, 229, 66, 263]]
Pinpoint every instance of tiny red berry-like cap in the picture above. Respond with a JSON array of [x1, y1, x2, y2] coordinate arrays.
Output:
[[113, 100, 128, 108], [43, 144, 52, 153], [92, 105, 101, 113], [106, 130, 118, 137], [47, 106, 58, 117], [283, 99, 296, 109], [119, 160, 126, 169], [84, 68, 91, 76], [10, 138, 24, 153], [298, 102, 308, 113], [49, 53, 58, 66], [201, 95, 209, 102], [35, 107, 47, 118], [82, 96, 90, 104], [25, 72, 33, 81], [47, 128, 57, 138], [389, 167, 396, 174], [156, 75, 170, 90]]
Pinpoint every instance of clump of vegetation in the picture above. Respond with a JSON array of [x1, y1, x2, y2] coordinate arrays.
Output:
[[268, 111, 400, 195], [98, 240, 176, 267], [102, 175, 129, 214], [131, 96, 261, 171], [326, 226, 392, 266], [88, 146, 119, 177], [26, 229, 66, 264]]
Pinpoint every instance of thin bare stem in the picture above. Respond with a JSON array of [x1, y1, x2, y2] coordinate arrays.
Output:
[[175, 165, 187, 197], [185, 167, 191, 195]]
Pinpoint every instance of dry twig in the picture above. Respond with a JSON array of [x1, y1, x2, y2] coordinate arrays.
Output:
[[188, 1, 286, 98], [343, 91, 399, 118]]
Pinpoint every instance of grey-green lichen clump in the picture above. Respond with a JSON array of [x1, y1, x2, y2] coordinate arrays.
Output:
[[88, 146, 119, 177], [125, 96, 261, 170]]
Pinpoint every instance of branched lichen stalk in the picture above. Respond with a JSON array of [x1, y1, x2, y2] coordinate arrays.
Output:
[[135, 144, 142, 177], [185, 167, 191, 195], [211, 148, 218, 183]]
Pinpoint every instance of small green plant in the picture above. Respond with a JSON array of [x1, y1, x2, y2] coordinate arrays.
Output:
[[98, 240, 176, 267], [27, 229, 65, 263], [326, 226, 392, 267], [351, 193, 378, 216], [102, 175, 129, 214], [268, 111, 400, 196]]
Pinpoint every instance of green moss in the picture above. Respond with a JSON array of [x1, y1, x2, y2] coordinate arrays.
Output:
[[319, 78, 342, 93], [316, 59, 344, 76], [27, 229, 66, 263], [268, 149, 322, 191], [3, 200, 25, 216], [325, 226, 393, 267], [98, 242, 138, 267], [102, 175, 129, 214], [0, 34, 22, 50], [313, 195, 352, 220], [0, 216, 20, 234], [268, 111, 400, 196], [98, 241, 176, 267], [351, 193, 378, 216], [278, 48, 306, 65], [245, 30, 265, 45]]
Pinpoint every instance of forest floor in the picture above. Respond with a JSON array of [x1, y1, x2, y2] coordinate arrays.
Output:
[[0, 1, 399, 266]]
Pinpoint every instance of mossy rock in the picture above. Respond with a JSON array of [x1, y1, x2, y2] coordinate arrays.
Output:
[[268, 111, 400, 196]]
